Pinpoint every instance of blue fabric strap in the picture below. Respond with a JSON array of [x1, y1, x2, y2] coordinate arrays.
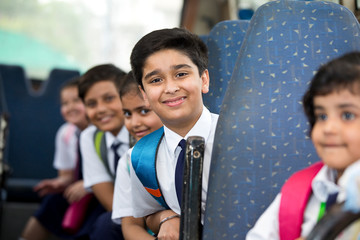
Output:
[[175, 139, 186, 207], [131, 127, 169, 209]]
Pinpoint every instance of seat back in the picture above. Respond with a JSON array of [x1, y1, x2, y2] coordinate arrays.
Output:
[[203, 1, 360, 239], [203, 20, 249, 114], [0, 64, 79, 201]]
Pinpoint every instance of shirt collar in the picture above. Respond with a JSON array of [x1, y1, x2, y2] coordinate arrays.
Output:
[[105, 126, 129, 149], [164, 106, 212, 154], [312, 165, 340, 202]]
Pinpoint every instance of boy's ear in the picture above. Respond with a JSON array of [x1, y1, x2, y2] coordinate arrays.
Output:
[[201, 69, 210, 94], [139, 85, 150, 105]]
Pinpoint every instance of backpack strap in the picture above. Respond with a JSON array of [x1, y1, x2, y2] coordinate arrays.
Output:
[[279, 161, 324, 240], [131, 127, 169, 209], [93, 129, 114, 180]]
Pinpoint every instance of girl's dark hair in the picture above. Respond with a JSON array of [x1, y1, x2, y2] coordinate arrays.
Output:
[[303, 51, 360, 132], [119, 71, 142, 99], [130, 27, 208, 90], [78, 64, 126, 101]]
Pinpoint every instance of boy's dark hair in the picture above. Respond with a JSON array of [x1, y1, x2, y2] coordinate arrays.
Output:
[[130, 27, 208, 90], [119, 71, 142, 99], [78, 64, 126, 101], [61, 76, 80, 92], [303, 51, 360, 133]]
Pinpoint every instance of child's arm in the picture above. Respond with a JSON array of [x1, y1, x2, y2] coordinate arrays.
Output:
[[246, 194, 281, 240], [63, 179, 88, 203], [145, 209, 180, 239], [122, 216, 155, 240], [33, 169, 74, 196], [92, 181, 114, 211]]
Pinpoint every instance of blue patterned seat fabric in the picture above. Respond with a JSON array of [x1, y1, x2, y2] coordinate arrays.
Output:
[[203, 1, 360, 239], [0, 65, 79, 201], [204, 20, 249, 114]]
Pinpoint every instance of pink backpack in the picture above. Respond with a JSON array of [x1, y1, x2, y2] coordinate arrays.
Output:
[[279, 161, 324, 240]]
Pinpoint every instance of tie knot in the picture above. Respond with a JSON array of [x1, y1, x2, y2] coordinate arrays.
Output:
[[111, 142, 122, 151], [178, 139, 186, 149]]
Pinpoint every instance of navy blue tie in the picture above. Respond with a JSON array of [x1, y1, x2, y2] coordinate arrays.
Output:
[[175, 139, 186, 206], [111, 142, 122, 173], [326, 192, 338, 211]]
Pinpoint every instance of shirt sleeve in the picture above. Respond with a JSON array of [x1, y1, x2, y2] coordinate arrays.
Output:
[[112, 149, 133, 224], [81, 126, 113, 190], [245, 194, 281, 240], [53, 123, 77, 170], [129, 149, 167, 218]]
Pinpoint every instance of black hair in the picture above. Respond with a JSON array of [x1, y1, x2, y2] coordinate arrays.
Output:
[[119, 71, 142, 99], [130, 27, 208, 90], [78, 64, 126, 101], [303, 51, 360, 133], [60, 76, 80, 92]]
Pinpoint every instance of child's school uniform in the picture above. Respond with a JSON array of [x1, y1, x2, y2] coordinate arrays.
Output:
[[80, 124, 129, 240], [81, 124, 130, 189], [246, 163, 356, 240], [34, 123, 105, 239], [112, 151, 132, 224], [129, 107, 218, 219], [53, 122, 78, 170]]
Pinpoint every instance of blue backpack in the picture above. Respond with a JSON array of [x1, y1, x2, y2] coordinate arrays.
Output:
[[131, 127, 169, 209]]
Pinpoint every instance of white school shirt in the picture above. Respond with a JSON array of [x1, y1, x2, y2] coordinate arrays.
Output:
[[81, 125, 129, 190], [130, 107, 219, 218], [53, 122, 79, 170], [112, 149, 132, 224], [246, 164, 344, 240]]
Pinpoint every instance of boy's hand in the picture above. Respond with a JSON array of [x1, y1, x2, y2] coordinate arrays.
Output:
[[156, 216, 180, 240], [34, 178, 67, 196], [63, 180, 87, 203], [146, 210, 180, 240]]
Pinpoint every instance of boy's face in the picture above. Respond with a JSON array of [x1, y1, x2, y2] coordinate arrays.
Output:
[[311, 89, 360, 175], [60, 86, 87, 129], [121, 92, 163, 141], [83, 81, 124, 136], [140, 49, 209, 135]]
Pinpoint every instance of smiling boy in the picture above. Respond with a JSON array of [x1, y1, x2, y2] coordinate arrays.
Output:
[[78, 64, 128, 240], [128, 28, 218, 239]]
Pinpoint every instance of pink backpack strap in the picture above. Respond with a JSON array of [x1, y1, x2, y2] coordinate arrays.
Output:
[[63, 124, 77, 145], [279, 161, 324, 240]]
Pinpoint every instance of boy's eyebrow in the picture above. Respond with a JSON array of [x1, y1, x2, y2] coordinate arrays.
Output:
[[313, 103, 360, 110], [337, 103, 360, 109], [143, 64, 193, 81], [144, 70, 160, 81], [172, 64, 192, 70]]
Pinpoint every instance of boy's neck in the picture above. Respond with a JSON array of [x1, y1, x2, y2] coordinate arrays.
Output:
[[164, 110, 203, 138], [109, 125, 123, 137], [77, 122, 89, 131]]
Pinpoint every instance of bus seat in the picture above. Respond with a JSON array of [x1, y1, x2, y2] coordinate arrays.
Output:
[[199, 34, 208, 45], [203, 20, 249, 114], [37, 68, 80, 98], [0, 64, 79, 202], [202, 1, 360, 239]]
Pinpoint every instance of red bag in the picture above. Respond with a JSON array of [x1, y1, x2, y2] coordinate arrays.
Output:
[[62, 193, 94, 234]]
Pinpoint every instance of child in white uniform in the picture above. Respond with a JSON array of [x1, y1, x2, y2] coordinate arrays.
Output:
[[129, 27, 218, 239], [21, 77, 91, 240], [78, 64, 129, 240], [246, 52, 360, 240], [112, 71, 163, 240]]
